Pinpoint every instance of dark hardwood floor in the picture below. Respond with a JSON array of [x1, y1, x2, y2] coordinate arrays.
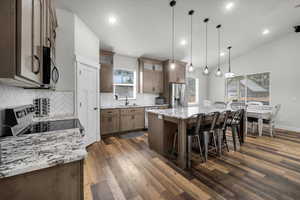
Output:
[[84, 129, 300, 200]]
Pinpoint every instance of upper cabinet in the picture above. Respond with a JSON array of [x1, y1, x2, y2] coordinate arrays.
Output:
[[138, 57, 164, 94], [163, 60, 186, 84], [0, 0, 57, 88], [100, 50, 114, 93]]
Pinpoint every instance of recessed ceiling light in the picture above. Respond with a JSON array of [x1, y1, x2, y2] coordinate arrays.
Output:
[[180, 39, 187, 46], [225, 2, 235, 11], [220, 52, 226, 57], [262, 29, 270, 35], [108, 15, 117, 25]]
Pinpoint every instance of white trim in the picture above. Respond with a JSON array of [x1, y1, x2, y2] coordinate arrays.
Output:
[[276, 124, 300, 133], [75, 55, 100, 69], [75, 58, 101, 142]]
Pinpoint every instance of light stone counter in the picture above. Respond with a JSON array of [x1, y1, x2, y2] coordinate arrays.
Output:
[[0, 115, 86, 179]]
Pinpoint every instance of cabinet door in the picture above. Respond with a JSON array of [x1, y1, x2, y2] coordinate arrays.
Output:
[[143, 69, 154, 93], [100, 64, 113, 92], [120, 115, 134, 132], [134, 113, 145, 129], [101, 115, 119, 135], [153, 70, 163, 93], [176, 64, 186, 84]]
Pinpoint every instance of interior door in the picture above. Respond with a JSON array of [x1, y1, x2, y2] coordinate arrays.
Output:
[[77, 62, 99, 146]]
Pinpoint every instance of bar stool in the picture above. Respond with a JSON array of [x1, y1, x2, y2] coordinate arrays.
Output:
[[202, 112, 220, 161], [187, 114, 205, 168], [215, 111, 231, 155], [226, 109, 244, 151]]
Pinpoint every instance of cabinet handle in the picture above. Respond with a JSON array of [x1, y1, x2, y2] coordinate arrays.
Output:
[[32, 55, 41, 74]]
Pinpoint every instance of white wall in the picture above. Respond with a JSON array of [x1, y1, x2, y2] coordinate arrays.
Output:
[[208, 33, 300, 131], [74, 15, 100, 64]]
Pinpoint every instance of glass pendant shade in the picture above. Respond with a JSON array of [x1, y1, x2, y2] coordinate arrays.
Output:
[[215, 67, 223, 77], [188, 64, 194, 72], [203, 66, 209, 75], [170, 62, 176, 70], [224, 72, 235, 78]]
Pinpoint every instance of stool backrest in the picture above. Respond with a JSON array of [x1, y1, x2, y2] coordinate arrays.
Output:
[[271, 104, 281, 122], [205, 112, 220, 132], [219, 111, 231, 130], [230, 109, 244, 125], [214, 101, 227, 109]]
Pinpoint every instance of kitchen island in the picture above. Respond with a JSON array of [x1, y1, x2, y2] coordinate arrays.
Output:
[[0, 116, 86, 200], [147, 106, 245, 169]]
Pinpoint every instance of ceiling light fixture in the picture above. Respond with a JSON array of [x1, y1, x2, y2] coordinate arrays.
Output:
[[108, 15, 117, 25], [225, 2, 235, 11], [180, 39, 187, 46], [203, 18, 210, 75], [188, 10, 195, 72], [170, 0, 176, 70], [262, 29, 270, 35], [215, 24, 223, 77], [224, 46, 235, 78]]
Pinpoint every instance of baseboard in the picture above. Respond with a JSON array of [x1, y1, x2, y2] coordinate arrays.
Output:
[[276, 124, 300, 133]]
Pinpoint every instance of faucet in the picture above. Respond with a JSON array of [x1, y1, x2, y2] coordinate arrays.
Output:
[[125, 96, 129, 106]]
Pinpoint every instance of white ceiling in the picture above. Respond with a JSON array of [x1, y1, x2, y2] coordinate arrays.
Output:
[[55, 0, 300, 68]]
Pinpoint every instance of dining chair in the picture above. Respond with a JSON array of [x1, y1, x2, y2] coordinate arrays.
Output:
[[214, 101, 227, 109], [187, 114, 205, 168], [247, 101, 263, 106], [230, 102, 247, 111], [263, 104, 281, 137]]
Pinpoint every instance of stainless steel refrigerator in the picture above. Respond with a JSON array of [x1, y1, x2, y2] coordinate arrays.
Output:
[[170, 83, 187, 108]]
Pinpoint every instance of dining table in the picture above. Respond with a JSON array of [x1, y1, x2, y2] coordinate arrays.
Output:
[[246, 107, 272, 136]]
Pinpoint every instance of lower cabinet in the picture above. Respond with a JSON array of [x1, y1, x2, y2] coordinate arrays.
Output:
[[101, 108, 145, 135]]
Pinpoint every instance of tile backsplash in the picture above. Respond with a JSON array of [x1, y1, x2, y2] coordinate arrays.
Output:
[[100, 93, 159, 107], [0, 84, 74, 120]]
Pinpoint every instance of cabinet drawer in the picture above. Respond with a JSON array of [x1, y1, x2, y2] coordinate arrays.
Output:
[[101, 109, 119, 116], [120, 108, 144, 115]]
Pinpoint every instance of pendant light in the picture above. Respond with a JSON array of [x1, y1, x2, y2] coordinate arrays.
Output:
[[203, 18, 209, 75], [224, 46, 235, 78], [188, 10, 194, 72], [215, 24, 223, 77], [170, 0, 176, 70]]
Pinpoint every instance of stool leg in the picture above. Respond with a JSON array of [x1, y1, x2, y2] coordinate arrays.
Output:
[[223, 129, 229, 152], [217, 129, 222, 156], [232, 127, 237, 151], [196, 135, 204, 162], [212, 131, 218, 155], [204, 132, 209, 162]]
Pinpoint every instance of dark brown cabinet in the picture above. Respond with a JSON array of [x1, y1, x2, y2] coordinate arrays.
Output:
[[163, 60, 186, 84], [0, 0, 57, 87], [138, 57, 164, 94], [100, 50, 114, 93]]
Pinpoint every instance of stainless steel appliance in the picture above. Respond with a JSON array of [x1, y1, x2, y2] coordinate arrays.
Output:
[[170, 83, 187, 108], [155, 96, 166, 105], [34, 98, 50, 117], [2, 105, 83, 137]]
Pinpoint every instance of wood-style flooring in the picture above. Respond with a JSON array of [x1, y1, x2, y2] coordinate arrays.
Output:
[[84, 129, 300, 200]]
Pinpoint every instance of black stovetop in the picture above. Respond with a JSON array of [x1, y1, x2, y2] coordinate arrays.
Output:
[[19, 119, 84, 135]]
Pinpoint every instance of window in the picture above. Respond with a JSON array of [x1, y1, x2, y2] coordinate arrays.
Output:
[[186, 77, 199, 104], [226, 72, 270, 105], [113, 69, 136, 99]]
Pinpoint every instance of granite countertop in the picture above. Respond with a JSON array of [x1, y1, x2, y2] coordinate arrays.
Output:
[[146, 106, 228, 119], [100, 104, 169, 110], [0, 116, 87, 179]]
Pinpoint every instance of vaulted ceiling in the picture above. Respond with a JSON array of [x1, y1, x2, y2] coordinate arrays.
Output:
[[55, 0, 300, 68]]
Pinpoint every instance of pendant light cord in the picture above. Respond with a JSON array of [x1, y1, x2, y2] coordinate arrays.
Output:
[[206, 21, 208, 66], [189, 10, 194, 66], [171, 2, 175, 63], [228, 46, 232, 73], [217, 25, 221, 69]]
